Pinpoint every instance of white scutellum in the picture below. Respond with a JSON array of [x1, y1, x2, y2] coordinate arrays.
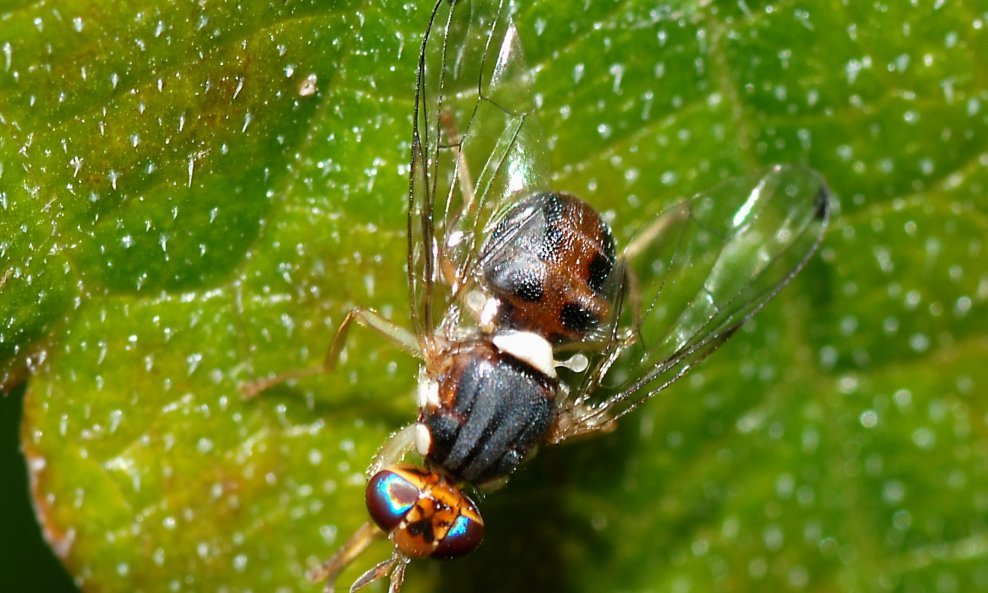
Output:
[[492, 331, 557, 379]]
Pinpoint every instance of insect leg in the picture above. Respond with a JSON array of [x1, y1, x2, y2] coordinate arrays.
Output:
[[323, 308, 420, 371], [623, 201, 692, 261], [348, 549, 410, 593], [549, 228, 688, 444], [546, 328, 637, 443], [386, 556, 411, 593], [306, 521, 383, 593], [437, 109, 478, 289], [621, 201, 692, 335], [307, 426, 417, 592], [241, 308, 420, 398], [440, 110, 478, 224]]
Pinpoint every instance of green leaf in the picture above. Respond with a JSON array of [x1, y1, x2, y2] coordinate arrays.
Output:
[[3, 1, 986, 592]]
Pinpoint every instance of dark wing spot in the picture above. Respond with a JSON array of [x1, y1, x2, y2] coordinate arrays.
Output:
[[559, 302, 597, 333], [586, 253, 614, 294]]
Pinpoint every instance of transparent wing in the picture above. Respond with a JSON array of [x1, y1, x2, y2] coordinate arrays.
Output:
[[408, 0, 550, 340], [551, 165, 832, 442]]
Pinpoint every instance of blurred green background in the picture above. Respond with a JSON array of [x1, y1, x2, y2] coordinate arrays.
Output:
[[1, 0, 985, 592]]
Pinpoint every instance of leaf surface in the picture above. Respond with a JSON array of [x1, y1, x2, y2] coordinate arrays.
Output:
[[2, 1, 986, 592]]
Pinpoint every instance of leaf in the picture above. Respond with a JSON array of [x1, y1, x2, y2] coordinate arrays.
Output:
[[2, 1, 987, 592]]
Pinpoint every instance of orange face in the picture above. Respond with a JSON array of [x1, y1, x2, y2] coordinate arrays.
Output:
[[365, 465, 484, 559]]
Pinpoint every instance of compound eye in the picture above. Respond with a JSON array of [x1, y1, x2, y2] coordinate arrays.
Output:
[[433, 499, 484, 559], [365, 467, 421, 532]]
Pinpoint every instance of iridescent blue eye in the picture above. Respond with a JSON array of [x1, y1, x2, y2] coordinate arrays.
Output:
[[365, 465, 486, 560], [366, 468, 420, 532], [433, 511, 484, 559]]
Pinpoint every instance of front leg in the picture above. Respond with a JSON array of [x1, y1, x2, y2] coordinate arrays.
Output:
[[307, 521, 383, 593], [308, 425, 419, 592], [242, 307, 420, 398]]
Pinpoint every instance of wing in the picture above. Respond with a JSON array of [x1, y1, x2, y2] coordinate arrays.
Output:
[[551, 165, 832, 442], [407, 0, 551, 340]]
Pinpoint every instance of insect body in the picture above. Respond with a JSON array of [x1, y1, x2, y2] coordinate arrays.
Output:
[[418, 337, 557, 484], [477, 192, 622, 344], [297, 0, 833, 591]]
